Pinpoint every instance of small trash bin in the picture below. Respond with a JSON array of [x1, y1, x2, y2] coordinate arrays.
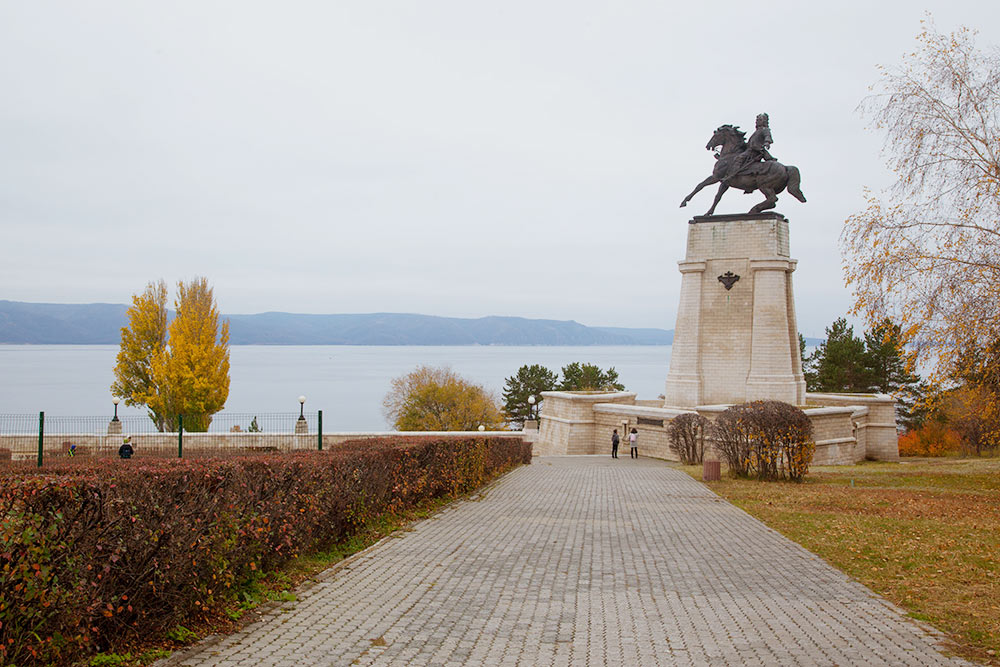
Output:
[[702, 460, 721, 482]]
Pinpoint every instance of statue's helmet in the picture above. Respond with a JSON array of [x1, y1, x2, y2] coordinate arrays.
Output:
[[756, 113, 769, 127]]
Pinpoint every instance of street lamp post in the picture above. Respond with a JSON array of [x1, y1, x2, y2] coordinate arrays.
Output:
[[527, 395, 536, 421], [295, 395, 308, 435], [108, 397, 123, 435]]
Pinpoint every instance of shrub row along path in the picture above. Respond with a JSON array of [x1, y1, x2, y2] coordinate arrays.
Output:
[[165, 457, 970, 666]]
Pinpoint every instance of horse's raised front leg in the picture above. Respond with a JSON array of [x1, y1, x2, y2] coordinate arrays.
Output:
[[749, 187, 777, 214], [705, 183, 730, 216], [680, 175, 719, 208]]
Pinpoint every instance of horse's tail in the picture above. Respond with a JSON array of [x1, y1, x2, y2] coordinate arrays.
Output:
[[786, 165, 806, 202]]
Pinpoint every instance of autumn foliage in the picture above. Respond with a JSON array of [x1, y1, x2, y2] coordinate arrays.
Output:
[[112, 280, 169, 429], [897, 423, 961, 457], [842, 22, 1000, 439], [383, 365, 503, 431], [112, 278, 230, 432], [0, 437, 530, 666]]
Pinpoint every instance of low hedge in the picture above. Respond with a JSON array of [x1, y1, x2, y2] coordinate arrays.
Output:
[[0, 436, 530, 666]]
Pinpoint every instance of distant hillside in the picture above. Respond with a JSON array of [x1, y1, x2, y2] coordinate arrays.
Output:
[[0, 301, 129, 344], [0, 301, 674, 346]]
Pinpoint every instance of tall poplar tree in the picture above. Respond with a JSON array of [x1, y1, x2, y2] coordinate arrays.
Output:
[[112, 280, 169, 429], [112, 277, 230, 432], [151, 278, 231, 432]]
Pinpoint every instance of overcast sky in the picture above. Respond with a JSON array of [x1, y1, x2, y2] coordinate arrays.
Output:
[[2, 1, 999, 337]]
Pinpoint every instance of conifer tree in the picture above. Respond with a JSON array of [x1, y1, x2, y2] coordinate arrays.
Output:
[[558, 362, 625, 391], [863, 318, 925, 429], [805, 318, 870, 393], [502, 364, 558, 427]]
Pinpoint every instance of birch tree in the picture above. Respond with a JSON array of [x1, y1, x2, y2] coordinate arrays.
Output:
[[841, 20, 1000, 382]]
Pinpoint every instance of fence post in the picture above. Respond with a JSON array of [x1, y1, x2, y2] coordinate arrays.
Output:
[[317, 410, 323, 451], [37, 411, 44, 468], [178, 415, 184, 458]]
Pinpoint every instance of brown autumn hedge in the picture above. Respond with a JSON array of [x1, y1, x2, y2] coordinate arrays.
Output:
[[0, 436, 530, 666]]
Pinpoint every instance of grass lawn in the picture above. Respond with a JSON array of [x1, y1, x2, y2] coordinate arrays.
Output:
[[682, 457, 1000, 665]]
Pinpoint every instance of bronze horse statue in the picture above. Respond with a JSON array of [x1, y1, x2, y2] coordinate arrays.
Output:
[[679, 124, 806, 216]]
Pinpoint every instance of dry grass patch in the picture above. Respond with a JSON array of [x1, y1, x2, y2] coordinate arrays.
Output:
[[682, 457, 1000, 665]]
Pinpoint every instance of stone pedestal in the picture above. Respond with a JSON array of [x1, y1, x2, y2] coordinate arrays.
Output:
[[295, 418, 308, 434], [107, 419, 122, 435], [664, 213, 806, 407]]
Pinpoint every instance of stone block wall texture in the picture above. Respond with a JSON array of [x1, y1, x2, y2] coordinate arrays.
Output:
[[664, 215, 806, 408], [535, 391, 637, 456], [808, 392, 899, 462], [805, 407, 864, 465]]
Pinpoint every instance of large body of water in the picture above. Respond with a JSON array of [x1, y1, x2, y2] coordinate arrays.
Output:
[[0, 345, 673, 431]]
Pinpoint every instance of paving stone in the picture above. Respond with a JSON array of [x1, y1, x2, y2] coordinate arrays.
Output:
[[162, 456, 971, 666]]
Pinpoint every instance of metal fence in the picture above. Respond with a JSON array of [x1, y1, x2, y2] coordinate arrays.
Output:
[[0, 411, 325, 467]]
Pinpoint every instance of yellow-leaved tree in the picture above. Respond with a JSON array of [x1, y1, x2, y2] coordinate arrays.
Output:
[[383, 365, 503, 431], [841, 20, 1000, 447], [842, 20, 1000, 376], [112, 280, 169, 429], [841, 21, 1000, 379], [112, 277, 230, 432]]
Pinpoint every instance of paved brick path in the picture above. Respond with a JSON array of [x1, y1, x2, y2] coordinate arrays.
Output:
[[165, 457, 969, 666]]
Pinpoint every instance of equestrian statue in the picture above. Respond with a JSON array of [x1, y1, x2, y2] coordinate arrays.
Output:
[[679, 113, 806, 216]]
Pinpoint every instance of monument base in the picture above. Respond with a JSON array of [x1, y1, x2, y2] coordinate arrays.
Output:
[[664, 213, 805, 408]]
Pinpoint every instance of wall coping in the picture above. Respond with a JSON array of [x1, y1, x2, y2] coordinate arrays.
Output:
[[592, 404, 695, 419], [807, 392, 894, 404], [540, 391, 637, 403], [802, 406, 859, 417]]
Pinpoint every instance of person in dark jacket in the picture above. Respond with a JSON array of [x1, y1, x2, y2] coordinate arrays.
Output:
[[118, 436, 134, 459], [611, 429, 620, 459]]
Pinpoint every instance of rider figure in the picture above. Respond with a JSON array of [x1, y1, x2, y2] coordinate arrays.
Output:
[[723, 113, 775, 186]]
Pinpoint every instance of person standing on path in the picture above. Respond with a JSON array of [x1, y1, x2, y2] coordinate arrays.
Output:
[[611, 429, 620, 459], [629, 428, 638, 459]]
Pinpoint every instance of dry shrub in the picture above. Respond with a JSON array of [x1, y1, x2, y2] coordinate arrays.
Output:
[[713, 401, 814, 481], [668, 413, 710, 464]]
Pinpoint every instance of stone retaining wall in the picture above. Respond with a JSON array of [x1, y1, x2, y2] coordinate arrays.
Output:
[[537, 390, 899, 464]]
